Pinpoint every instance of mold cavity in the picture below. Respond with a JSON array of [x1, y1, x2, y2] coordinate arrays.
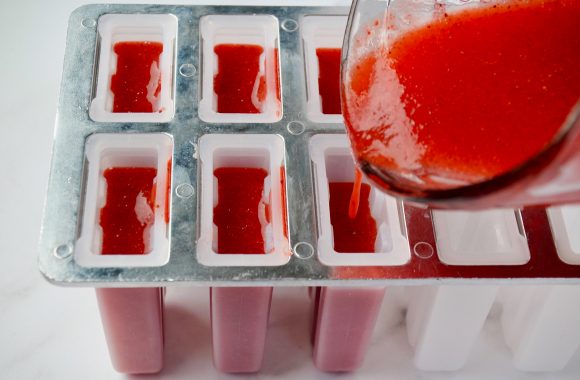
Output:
[[316, 48, 342, 115], [301, 16, 347, 123], [197, 134, 289, 267], [547, 205, 580, 265], [310, 134, 410, 266], [213, 158, 271, 254], [89, 14, 177, 123], [199, 15, 282, 123], [213, 44, 267, 114], [100, 166, 157, 255], [325, 154, 378, 253], [74, 133, 173, 267], [432, 209, 531, 265], [110, 41, 163, 113]]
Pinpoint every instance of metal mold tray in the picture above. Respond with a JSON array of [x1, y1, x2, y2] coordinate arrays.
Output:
[[39, 4, 580, 287]]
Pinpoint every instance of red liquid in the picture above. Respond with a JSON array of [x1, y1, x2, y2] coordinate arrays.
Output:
[[111, 41, 163, 113], [316, 48, 342, 114], [213, 167, 268, 254], [329, 182, 377, 253], [348, 168, 364, 219], [214, 44, 267, 114], [100, 167, 157, 254], [344, 0, 580, 190]]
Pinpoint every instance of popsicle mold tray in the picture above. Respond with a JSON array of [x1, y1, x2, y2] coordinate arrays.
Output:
[[40, 4, 580, 287]]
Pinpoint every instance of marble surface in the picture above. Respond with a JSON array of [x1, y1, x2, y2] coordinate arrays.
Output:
[[1, 1, 580, 379]]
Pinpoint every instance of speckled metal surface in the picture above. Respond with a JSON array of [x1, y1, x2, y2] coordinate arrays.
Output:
[[38, 4, 580, 287]]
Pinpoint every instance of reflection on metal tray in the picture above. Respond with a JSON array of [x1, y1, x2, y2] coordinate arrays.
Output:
[[39, 4, 580, 287]]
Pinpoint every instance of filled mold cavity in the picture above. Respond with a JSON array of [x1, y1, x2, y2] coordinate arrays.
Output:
[[74, 133, 173, 267], [310, 134, 410, 266], [301, 16, 347, 123], [547, 205, 580, 265], [197, 134, 289, 266], [199, 15, 282, 123], [432, 209, 530, 265], [89, 14, 177, 123]]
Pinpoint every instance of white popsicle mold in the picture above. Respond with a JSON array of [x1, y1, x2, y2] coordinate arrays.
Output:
[[432, 209, 530, 265], [89, 14, 177, 123], [197, 134, 289, 266], [199, 15, 282, 123], [500, 285, 580, 371], [547, 205, 580, 264], [309, 134, 410, 266], [74, 133, 173, 267], [406, 285, 499, 371], [301, 15, 347, 124]]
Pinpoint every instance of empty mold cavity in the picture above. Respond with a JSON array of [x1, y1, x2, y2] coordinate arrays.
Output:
[[75, 133, 173, 267], [301, 16, 347, 123], [432, 209, 530, 265], [310, 134, 410, 266], [199, 15, 282, 123], [197, 134, 288, 266], [547, 205, 580, 264], [89, 14, 177, 123]]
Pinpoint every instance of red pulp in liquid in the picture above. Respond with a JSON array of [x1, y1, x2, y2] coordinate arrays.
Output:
[[111, 41, 163, 113], [213, 167, 268, 254], [214, 44, 266, 114], [344, 0, 580, 188], [100, 167, 157, 254], [329, 182, 377, 253], [316, 48, 342, 114]]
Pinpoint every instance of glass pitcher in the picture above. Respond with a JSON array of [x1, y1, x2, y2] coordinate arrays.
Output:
[[341, 0, 580, 209]]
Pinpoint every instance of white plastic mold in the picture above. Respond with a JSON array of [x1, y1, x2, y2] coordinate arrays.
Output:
[[301, 16, 347, 124], [197, 134, 289, 267], [406, 285, 499, 371], [74, 133, 173, 267], [432, 209, 530, 266], [500, 285, 580, 371], [89, 14, 177, 123], [547, 205, 580, 265], [309, 134, 410, 266], [199, 15, 282, 123]]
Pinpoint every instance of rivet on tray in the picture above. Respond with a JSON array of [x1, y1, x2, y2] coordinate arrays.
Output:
[[293, 242, 314, 259], [54, 243, 73, 259], [286, 120, 305, 135], [179, 63, 196, 78], [413, 242, 434, 259], [281, 18, 299, 33], [81, 18, 97, 29], [175, 183, 195, 199]]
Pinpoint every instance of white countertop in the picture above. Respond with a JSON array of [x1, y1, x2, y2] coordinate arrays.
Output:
[[1, 1, 579, 379]]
